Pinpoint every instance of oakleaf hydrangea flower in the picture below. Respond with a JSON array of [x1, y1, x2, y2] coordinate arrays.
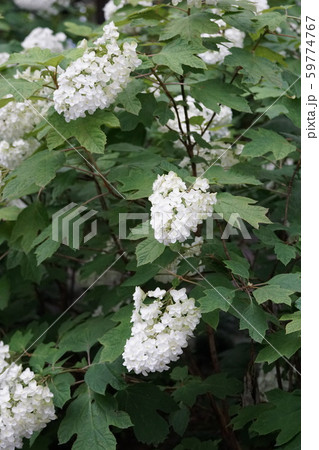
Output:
[[0, 53, 10, 66], [22, 27, 67, 52], [0, 69, 50, 170], [149, 172, 217, 245], [198, 0, 268, 65], [172, 0, 217, 7], [53, 22, 141, 122], [0, 97, 47, 144], [0, 341, 56, 450], [171, 0, 268, 9], [0, 139, 40, 170], [103, 0, 153, 21], [123, 287, 201, 375], [13, 0, 70, 15], [199, 27, 245, 65]]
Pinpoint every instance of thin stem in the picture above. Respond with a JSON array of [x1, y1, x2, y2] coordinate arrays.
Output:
[[82, 192, 109, 206], [284, 159, 301, 226], [151, 68, 187, 146], [201, 112, 217, 137], [180, 75, 197, 177], [268, 31, 297, 38], [207, 326, 220, 372]]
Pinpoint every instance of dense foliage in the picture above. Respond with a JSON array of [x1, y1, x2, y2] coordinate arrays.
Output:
[[0, 0, 301, 449]]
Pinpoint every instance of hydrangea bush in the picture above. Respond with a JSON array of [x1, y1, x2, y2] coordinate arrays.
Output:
[[0, 0, 300, 449]]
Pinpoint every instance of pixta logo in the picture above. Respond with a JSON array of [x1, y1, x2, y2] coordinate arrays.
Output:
[[52, 203, 98, 249]]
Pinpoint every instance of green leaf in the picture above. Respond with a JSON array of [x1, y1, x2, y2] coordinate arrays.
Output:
[[154, 101, 175, 126], [49, 373, 74, 409], [35, 237, 60, 265], [173, 373, 242, 407], [198, 287, 235, 313], [117, 79, 144, 115], [117, 383, 176, 445], [136, 236, 165, 266], [0, 275, 10, 310], [112, 167, 155, 199], [250, 389, 301, 446], [190, 79, 251, 113], [278, 97, 301, 127], [253, 46, 286, 66], [233, 296, 268, 343], [215, 193, 271, 229], [152, 39, 206, 75], [99, 305, 133, 363], [0, 206, 22, 221], [8, 47, 64, 67], [253, 12, 286, 32], [274, 242, 296, 265], [46, 110, 120, 153], [59, 317, 114, 353], [0, 78, 44, 101], [280, 311, 301, 334], [2, 150, 65, 200], [222, 9, 257, 33], [10, 203, 48, 253], [242, 129, 296, 160], [174, 437, 220, 450], [85, 360, 126, 394], [231, 403, 273, 430], [225, 48, 283, 87], [64, 21, 95, 37], [170, 366, 188, 382], [9, 329, 33, 353], [170, 404, 190, 436], [268, 273, 301, 292], [202, 310, 220, 330], [160, 12, 219, 42], [205, 165, 261, 186], [20, 252, 46, 283], [224, 259, 250, 279], [253, 285, 294, 306], [58, 385, 132, 449], [29, 342, 66, 371], [256, 331, 300, 364]]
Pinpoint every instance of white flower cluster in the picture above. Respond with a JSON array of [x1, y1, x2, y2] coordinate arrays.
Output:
[[13, 0, 70, 15], [0, 99, 44, 144], [171, 0, 267, 10], [0, 53, 10, 66], [123, 287, 201, 375], [155, 236, 204, 283], [0, 341, 56, 450], [103, 0, 152, 21], [172, 0, 216, 7], [22, 27, 67, 52], [253, 0, 269, 12], [179, 141, 244, 175], [166, 95, 232, 142], [149, 171, 217, 245], [199, 0, 269, 65], [0, 139, 40, 171], [200, 26, 245, 65], [0, 68, 50, 170], [53, 22, 141, 122]]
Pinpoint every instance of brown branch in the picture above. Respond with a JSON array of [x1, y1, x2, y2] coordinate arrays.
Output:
[[284, 159, 301, 226], [151, 68, 187, 146]]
